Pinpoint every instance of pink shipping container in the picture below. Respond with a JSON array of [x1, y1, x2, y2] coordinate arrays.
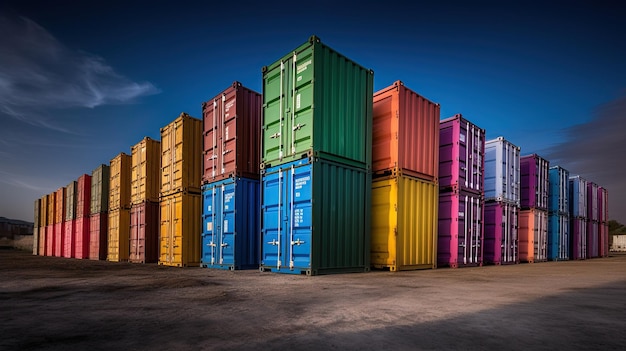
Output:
[[570, 217, 587, 260], [587, 182, 599, 222], [129, 201, 160, 263], [483, 201, 518, 265], [45, 224, 54, 256], [53, 222, 64, 257], [520, 154, 549, 210], [437, 189, 483, 268], [438, 114, 485, 193], [202, 82, 262, 184], [586, 220, 599, 259], [372, 81, 440, 181], [63, 219, 75, 258], [518, 209, 548, 263], [89, 213, 108, 260], [74, 216, 90, 259], [76, 174, 92, 219]]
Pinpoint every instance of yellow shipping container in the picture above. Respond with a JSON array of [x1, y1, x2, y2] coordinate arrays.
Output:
[[46, 193, 55, 226], [159, 192, 201, 267], [109, 152, 131, 211], [160, 112, 202, 197], [131, 137, 161, 204], [54, 187, 65, 224], [371, 175, 438, 271], [108, 208, 130, 262]]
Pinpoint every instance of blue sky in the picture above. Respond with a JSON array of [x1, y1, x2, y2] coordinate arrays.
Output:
[[1, 0, 624, 223]]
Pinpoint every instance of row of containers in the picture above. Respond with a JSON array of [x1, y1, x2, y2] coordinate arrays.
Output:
[[32, 36, 610, 274]]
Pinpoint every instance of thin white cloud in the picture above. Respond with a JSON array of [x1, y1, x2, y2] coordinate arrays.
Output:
[[0, 15, 160, 130]]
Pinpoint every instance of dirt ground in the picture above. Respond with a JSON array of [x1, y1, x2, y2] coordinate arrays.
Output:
[[1, 249, 625, 350]]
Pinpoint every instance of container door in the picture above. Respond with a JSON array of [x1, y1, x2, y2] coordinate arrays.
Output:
[[502, 204, 518, 263], [262, 168, 286, 269], [202, 185, 220, 265], [130, 206, 139, 261], [204, 97, 223, 180], [469, 123, 484, 193], [458, 194, 480, 266], [220, 182, 236, 266], [288, 164, 312, 270]]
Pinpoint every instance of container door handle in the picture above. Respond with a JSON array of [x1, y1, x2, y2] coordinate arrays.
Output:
[[289, 165, 295, 269]]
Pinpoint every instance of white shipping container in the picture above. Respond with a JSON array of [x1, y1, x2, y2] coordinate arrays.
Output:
[[484, 137, 520, 205]]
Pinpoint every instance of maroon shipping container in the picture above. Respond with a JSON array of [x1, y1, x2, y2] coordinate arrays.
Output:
[[438, 189, 483, 268], [202, 82, 262, 184], [570, 217, 587, 260], [63, 219, 75, 258], [586, 220, 599, 259], [74, 216, 90, 259], [76, 174, 92, 218], [129, 201, 160, 263], [45, 224, 54, 256], [439, 114, 485, 193], [89, 213, 108, 260], [53, 222, 64, 257], [520, 154, 549, 210], [587, 182, 599, 222], [483, 201, 518, 265], [599, 222, 609, 257]]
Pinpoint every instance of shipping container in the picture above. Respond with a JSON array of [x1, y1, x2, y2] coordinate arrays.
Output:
[[131, 137, 161, 204], [129, 201, 160, 263], [599, 186, 608, 223], [203, 82, 262, 184], [65, 181, 77, 221], [33, 227, 40, 256], [483, 201, 518, 265], [372, 81, 439, 181], [54, 187, 66, 224], [201, 177, 260, 270], [438, 114, 485, 192], [261, 157, 371, 275], [569, 175, 587, 218], [45, 224, 54, 256], [91, 164, 110, 214], [53, 221, 64, 257], [108, 208, 130, 262], [47, 193, 55, 226], [587, 182, 599, 222], [109, 153, 132, 211], [371, 175, 438, 271], [586, 220, 599, 259], [62, 219, 75, 258], [159, 192, 202, 267], [437, 189, 483, 268], [518, 209, 548, 263], [548, 212, 569, 261], [548, 166, 569, 214], [89, 213, 108, 260], [33, 199, 41, 255], [76, 174, 91, 218], [262, 35, 374, 169], [74, 216, 90, 259], [160, 113, 203, 196], [600, 222, 609, 257], [520, 154, 549, 210], [570, 217, 587, 260], [484, 137, 521, 205]]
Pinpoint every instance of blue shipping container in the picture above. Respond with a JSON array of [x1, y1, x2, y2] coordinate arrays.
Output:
[[548, 212, 569, 261], [569, 175, 587, 218], [548, 166, 569, 214], [201, 177, 260, 270]]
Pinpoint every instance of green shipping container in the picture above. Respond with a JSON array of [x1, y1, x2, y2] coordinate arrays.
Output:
[[261, 35, 374, 169], [91, 164, 110, 214]]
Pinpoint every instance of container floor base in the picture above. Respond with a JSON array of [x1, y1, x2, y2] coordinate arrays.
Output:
[[372, 264, 434, 271], [201, 263, 259, 270], [158, 261, 198, 267], [437, 262, 483, 269], [260, 265, 370, 276]]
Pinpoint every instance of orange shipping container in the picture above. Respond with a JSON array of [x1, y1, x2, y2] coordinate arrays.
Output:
[[518, 209, 548, 263], [54, 187, 66, 224], [46, 193, 55, 226], [372, 81, 440, 181], [159, 192, 201, 267], [109, 152, 132, 211], [131, 137, 161, 204], [108, 208, 130, 262], [160, 112, 202, 196]]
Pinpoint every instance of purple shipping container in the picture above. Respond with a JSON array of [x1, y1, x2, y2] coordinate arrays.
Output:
[[569, 175, 587, 218], [483, 201, 518, 265], [438, 114, 485, 193], [570, 217, 587, 260], [586, 220, 599, 259], [587, 182, 599, 222], [438, 189, 483, 268], [599, 186, 608, 223], [520, 154, 549, 210]]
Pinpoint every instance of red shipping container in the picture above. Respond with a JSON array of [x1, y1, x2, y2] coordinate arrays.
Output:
[[76, 174, 92, 218], [129, 201, 160, 263], [54, 222, 65, 257], [372, 81, 440, 180], [74, 216, 90, 259], [45, 224, 54, 256], [202, 82, 262, 183], [89, 213, 108, 260], [63, 219, 75, 258]]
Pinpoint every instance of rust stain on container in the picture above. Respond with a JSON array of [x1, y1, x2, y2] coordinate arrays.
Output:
[[131, 137, 161, 204], [160, 113, 203, 196]]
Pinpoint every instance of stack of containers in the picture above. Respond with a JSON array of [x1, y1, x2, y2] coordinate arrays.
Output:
[[547, 166, 570, 261], [518, 154, 549, 263], [45, 193, 55, 256], [200, 82, 261, 270], [63, 180, 77, 258], [38, 195, 47, 255], [33, 198, 41, 255], [53, 187, 66, 257], [598, 187, 609, 257], [108, 153, 131, 262], [437, 114, 484, 268], [483, 137, 521, 265], [74, 174, 91, 259], [130, 137, 161, 263], [89, 164, 110, 260], [159, 112, 202, 267], [586, 181, 599, 258], [259, 36, 373, 275], [569, 175, 588, 260]]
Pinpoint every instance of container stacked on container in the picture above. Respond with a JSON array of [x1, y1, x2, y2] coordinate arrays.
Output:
[[259, 36, 373, 275], [53, 187, 66, 257], [63, 180, 77, 258], [90, 164, 110, 260], [159, 112, 202, 267], [598, 187, 609, 257], [586, 181, 600, 258], [483, 137, 521, 265], [108, 153, 131, 262], [45, 193, 55, 256], [33, 198, 41, 255], [437, 114, 484, 268], [74, 174, 91, 259], [547, 166, 570, 261], [569, 175, 588, 260], [200, 82, 261, 270], [518, 154, 549, 263], [130, 137, 161, 263]]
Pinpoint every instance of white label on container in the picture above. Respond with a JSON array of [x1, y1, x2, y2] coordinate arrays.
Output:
[[294, 208, 303, 226], [207, 222, 213, 232], [295, 176, 310, 190], [459, 212, 465, 218], [223, 220, 228, 233], [460, 133, 466, 143], [225, 101, 234, 116], [225, 126, 229, 140], [224, 192, 234, 206], [296, 59, 312, 74], [207, 205, 212, 212], [296, 94, 301, 109]]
